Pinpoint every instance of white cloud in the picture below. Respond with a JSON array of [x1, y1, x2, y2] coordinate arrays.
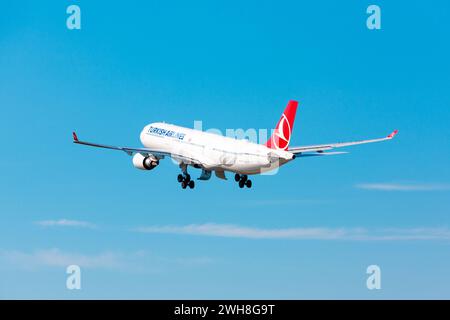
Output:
[[135, 224, 353, 240], [134, 223, 450, 241], [0, 248, 122, 269], [371, 228, 450, 240], [35, 219, 96, 229], [356, 183, 450, 191], [0, 248, 213, 272]]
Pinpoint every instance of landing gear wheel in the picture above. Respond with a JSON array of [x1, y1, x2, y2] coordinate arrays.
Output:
[[234, 174, 240, 182], [177, 174, 183, 183], [184, 174, 191, 182], [188, 180, 195, 189], [181, 181, 187, 189], [245, 179, 252, 188], [241, 175, 248, 182], [238, 180, 245, 188]]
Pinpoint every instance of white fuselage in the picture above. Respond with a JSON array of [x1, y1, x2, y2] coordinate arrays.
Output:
[[139, 122, 295, 175]]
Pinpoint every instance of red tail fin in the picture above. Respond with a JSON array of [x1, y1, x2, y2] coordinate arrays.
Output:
[[265, 100, 298, 150]]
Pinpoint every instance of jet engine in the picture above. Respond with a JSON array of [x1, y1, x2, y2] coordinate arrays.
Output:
[[132, 153, 159, 170]]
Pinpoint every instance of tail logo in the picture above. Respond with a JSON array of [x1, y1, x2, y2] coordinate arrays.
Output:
[[265, 100, 298, 151], [272, 113, 291, 150]]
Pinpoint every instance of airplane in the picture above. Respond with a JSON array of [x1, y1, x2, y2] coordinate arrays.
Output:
[[73, 100, 398, 189]]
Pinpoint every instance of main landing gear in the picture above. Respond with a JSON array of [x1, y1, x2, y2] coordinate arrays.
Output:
[[235, 174, 252, 189], [177, 173, 195, 189]]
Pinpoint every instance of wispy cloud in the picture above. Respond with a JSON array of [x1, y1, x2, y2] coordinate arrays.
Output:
[[370, 228, 450, 241], [0, 248, 213, 272], [0, 248, 122, 269], [134, 223, 450, 241], [356, 183, 450, 191], [35, 219, 96, 229], [135, 224, 351, 240]]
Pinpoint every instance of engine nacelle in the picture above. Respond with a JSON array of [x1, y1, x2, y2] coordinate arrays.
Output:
[[132, 153, 159, 170]]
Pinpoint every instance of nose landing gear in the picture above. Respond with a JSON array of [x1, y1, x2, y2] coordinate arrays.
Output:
[[235, 174, 252, 189]]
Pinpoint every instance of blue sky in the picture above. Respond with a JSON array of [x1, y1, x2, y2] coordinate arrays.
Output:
[[1, 0, 450, 299]]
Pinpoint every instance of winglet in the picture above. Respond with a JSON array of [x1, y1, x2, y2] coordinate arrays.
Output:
[[72, 131, 79, 142], [387, 129, 398, 139]]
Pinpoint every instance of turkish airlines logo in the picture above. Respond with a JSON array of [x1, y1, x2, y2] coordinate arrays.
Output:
[[272, 113, 291, 150]]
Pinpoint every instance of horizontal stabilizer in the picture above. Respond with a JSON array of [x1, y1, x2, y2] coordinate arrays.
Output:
[[297, 151, 348, 157]]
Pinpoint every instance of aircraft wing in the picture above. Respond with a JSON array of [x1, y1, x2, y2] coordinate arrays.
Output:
[[288, 130, 398, 156], [72, 132, 203, 166], [72, 132, 171, 157], [72, 132, 208, 166]]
